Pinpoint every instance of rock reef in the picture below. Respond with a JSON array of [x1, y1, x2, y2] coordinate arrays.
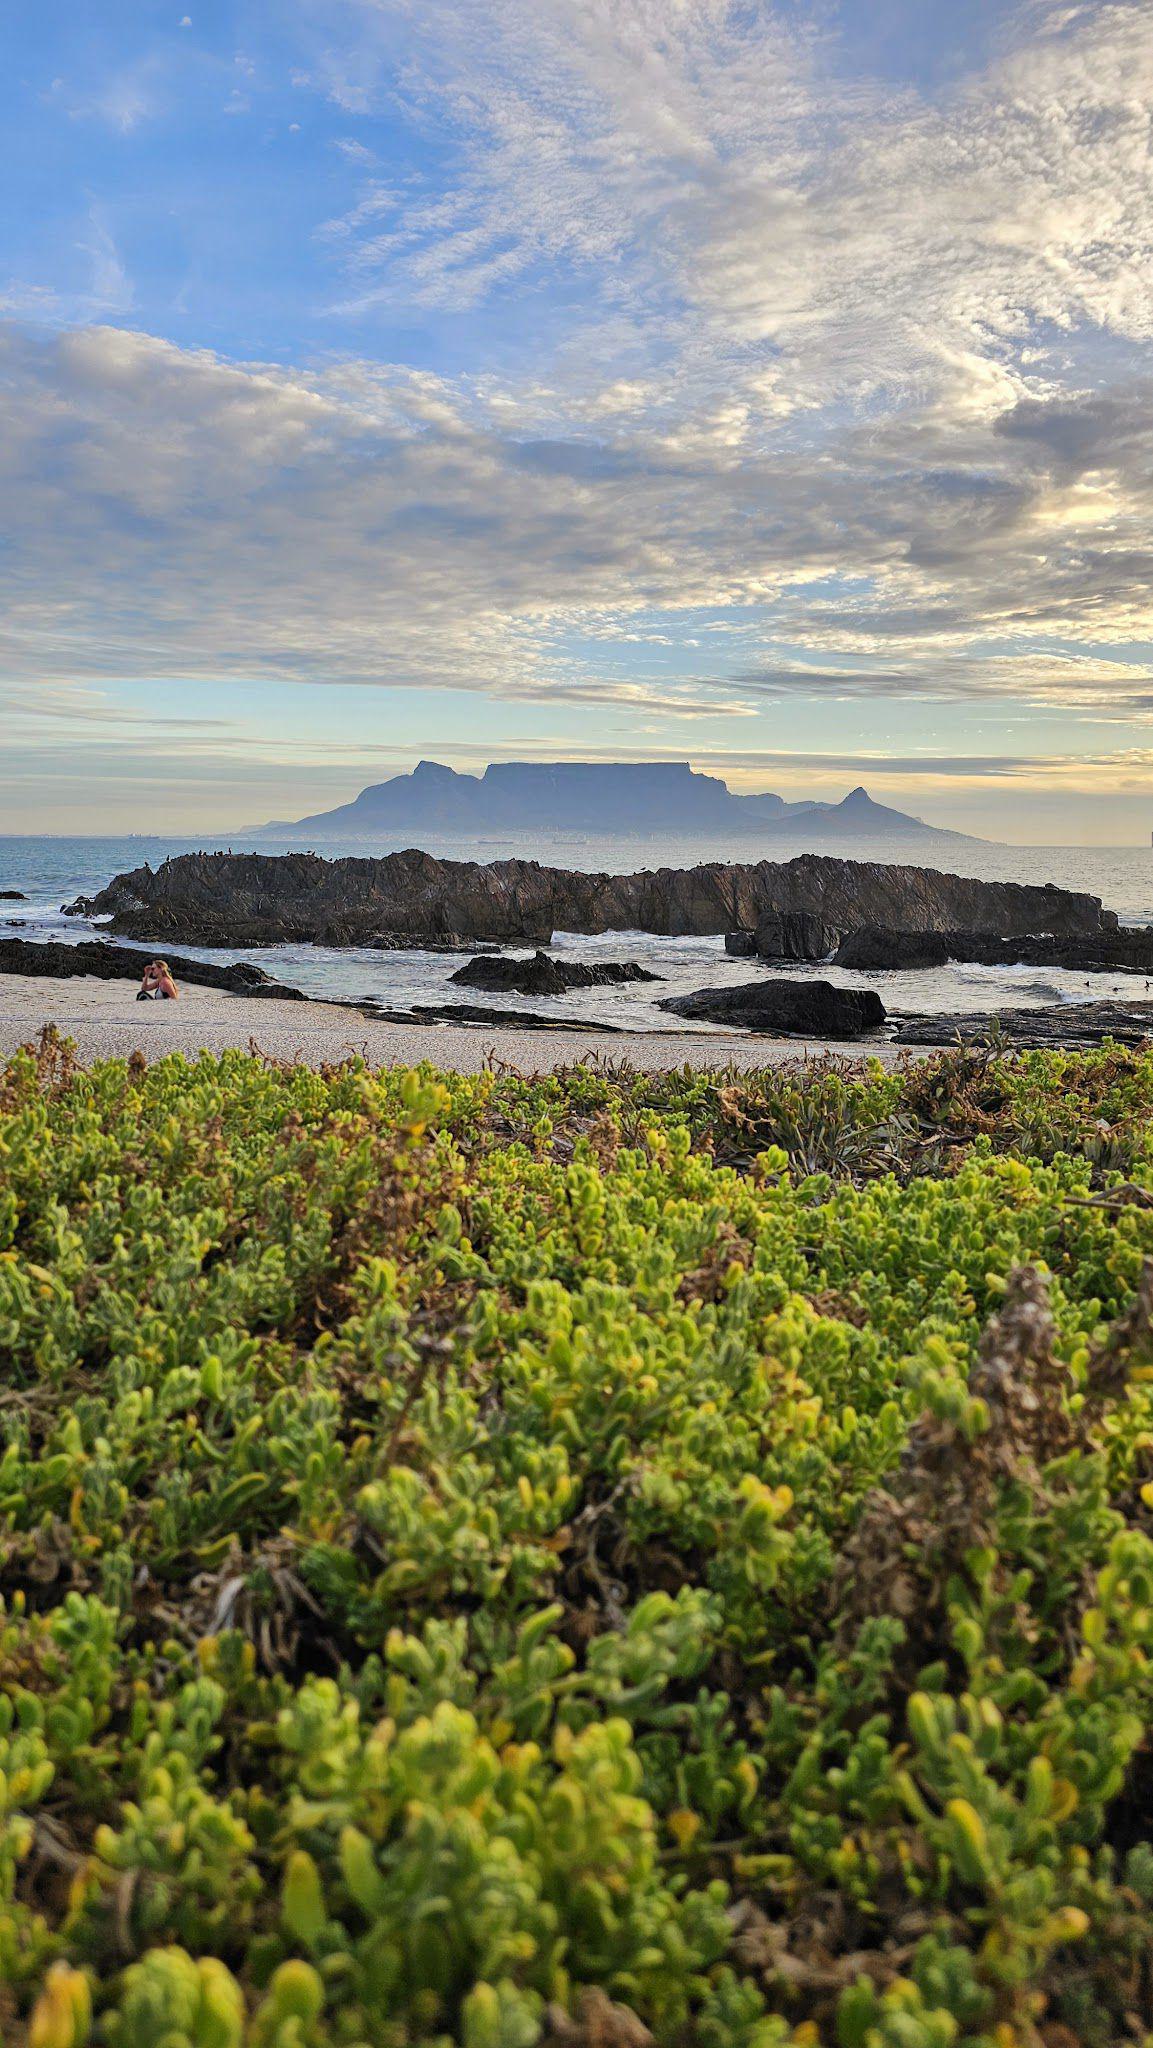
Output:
[[70, 848, 1111, 948], [835, 925, 1153, 976], [892, 1001, 1153, 1048]]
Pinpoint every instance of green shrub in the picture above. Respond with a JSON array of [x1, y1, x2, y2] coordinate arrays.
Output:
[[3, 1033, 1153, 2046]]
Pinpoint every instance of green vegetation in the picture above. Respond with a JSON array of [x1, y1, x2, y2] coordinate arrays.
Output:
[[3, 1028, 1153, 2048]]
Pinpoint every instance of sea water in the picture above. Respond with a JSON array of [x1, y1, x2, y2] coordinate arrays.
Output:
[[1, 829, 1152, 1034]]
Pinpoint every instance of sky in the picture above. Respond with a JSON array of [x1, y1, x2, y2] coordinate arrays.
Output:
[[1, 0, 1152, 842]]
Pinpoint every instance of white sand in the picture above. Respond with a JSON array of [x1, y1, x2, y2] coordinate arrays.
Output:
[[0, 974, 912, 1074]]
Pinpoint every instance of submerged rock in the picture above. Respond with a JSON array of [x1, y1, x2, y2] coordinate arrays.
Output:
[[0, 936, 305, 999], [0, 890, 26, 901], [451, 950, 661, 995], [659, 978, 887, 1037], [69, 848, 1112, 948]]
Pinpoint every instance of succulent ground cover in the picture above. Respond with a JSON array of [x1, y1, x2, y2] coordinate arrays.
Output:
[[3, 1029, 1153, 2048]]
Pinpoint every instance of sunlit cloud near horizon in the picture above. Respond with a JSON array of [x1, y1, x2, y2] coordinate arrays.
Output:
[[2, 0, 1152, 841]]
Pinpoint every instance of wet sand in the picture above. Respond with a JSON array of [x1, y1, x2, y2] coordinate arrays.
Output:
[[0, 973, 911, 1073]]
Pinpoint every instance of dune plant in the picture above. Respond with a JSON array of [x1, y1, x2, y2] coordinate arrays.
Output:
[[3, 1029, 1153, 2045]]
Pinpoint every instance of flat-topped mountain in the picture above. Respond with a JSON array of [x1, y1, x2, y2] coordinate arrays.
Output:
[[71, 847, 1107, 949], [255, 760, 968, 841]]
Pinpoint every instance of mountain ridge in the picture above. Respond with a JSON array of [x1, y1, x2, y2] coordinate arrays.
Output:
[[254, 760, 974, 842]]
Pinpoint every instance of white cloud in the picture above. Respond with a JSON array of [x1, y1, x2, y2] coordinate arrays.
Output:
[[322, 0, 1153, 408], [5, 0, 1153, 761], [3, 315, 1153, 723]]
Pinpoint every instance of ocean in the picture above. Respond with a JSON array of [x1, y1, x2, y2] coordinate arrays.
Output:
[[2, 829, 1152, 1035]]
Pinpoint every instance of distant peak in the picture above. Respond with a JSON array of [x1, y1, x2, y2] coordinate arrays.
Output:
[[412, 760, 458, 780], [843, 785, 871, 802]]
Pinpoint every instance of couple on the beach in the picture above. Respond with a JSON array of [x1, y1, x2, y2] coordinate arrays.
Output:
[[136, 960, 179, 1001]]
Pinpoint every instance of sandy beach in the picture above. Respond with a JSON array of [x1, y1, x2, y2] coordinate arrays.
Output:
[[0, 972, 910, 1073]]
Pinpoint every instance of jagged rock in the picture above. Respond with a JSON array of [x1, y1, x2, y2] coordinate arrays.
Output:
[[451, 950, 661, 995], [752, 909, 842, 960], [892, 1001, 1153, 1048], [836, 925, 1153, 976], [724, 931, 758, 956], [659, 978, 887, 1037], [69, 848, 1112, 948], [0, 936, 305, 999]]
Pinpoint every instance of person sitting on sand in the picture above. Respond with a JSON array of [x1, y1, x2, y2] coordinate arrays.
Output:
[[137, 960, 179, 1001]]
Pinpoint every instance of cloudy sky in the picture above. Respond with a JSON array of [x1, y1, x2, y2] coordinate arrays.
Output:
[[2, 0, 1152, 840]]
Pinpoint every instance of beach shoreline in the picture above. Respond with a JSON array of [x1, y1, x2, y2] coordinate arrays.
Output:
[[0, 971, 910, 1073]]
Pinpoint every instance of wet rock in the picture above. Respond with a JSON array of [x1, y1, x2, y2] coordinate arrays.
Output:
[[752, 910, 842, 960], [0, 936, 305, 999], [836, 925, 1153, 975], [659, 978, 887, 1037], [724, 931, 758, 957], [451, 950, 661, 995], [892, 1001, 1153, 1048], [70, 848, 1111, 947], [835, 928, 953, 969], [364, 1002, 624, 1031], [0, 890, 26, 901]]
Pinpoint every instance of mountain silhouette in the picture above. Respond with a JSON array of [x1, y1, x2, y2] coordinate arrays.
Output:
[[255, 760, 969, 840]]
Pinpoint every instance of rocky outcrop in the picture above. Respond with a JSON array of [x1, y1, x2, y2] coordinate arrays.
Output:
[[836, 926, 1153, 976], [752, 910, 842, 960], [659, 978, 886, 1037], [0, 891, 26, 901], [892, 1001, 1153, 1049], [451, 951, 660, 995], [725, 913, 841, 960], [70, 849, 1111, 948], [0, 936, 305, 999]]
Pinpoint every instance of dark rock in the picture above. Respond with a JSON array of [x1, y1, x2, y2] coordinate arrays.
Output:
[[892, 1001, 1153, 1049], [837, 925, 1153, 976], [752, 909, 842, 960], [364, 1002, 623, 1032], [659, 978, 887, 1037], [451, 950, 660, 996], [0, 890, 26, 901], [724, 931, 758, 957], [835, 928, 952, 969], [0, 936, 306, 999], [70, 848, 1111, 948]]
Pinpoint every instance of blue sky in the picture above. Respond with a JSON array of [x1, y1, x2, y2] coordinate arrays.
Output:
[[2, 0, 1152, 839]]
